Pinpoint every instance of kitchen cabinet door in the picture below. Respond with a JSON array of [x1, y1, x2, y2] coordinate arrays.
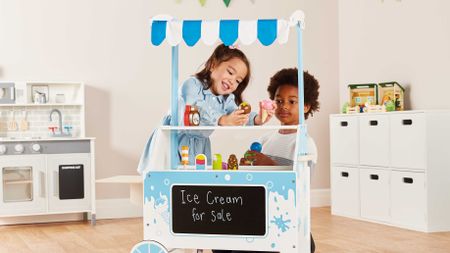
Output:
[[0, 155, 46, 216], [47, 153, 91, 213]]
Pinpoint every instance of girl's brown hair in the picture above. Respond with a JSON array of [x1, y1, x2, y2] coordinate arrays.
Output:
[[195, 44, 251, 105]]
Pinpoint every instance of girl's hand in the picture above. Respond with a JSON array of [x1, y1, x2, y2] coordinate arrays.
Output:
[[254, 101, 277, 125], [218, 109, 249, 126]]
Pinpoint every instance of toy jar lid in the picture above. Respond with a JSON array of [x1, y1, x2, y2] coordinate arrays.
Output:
[[378, 81, 405, 91], [348, 83, 377, 89]]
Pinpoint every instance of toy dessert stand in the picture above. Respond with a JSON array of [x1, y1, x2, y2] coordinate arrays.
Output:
[[134, 10, 313, 253]]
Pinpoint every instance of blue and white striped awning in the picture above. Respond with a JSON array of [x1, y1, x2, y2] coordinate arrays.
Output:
[[150, 10, 305, 47]]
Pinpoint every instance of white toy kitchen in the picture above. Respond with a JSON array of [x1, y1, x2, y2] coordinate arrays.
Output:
[[0, 81, 95, 224]]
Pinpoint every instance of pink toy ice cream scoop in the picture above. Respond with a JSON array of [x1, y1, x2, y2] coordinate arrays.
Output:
[[261, 99, 275, 122]]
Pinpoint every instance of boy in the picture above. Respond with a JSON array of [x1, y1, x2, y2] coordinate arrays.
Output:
[[217, 68, 320, 253], [248, 68, 319, 167]]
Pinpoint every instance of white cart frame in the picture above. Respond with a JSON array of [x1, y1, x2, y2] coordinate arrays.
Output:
[[139, 10, 311, 253]]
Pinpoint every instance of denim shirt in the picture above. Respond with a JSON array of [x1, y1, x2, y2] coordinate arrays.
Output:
[[179, 77, 256, 126], [138, 77, 258, 173]]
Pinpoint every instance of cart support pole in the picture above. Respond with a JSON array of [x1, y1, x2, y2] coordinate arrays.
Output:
[[296, 22, 311, 253], [171, 45, 179, 169], [296, 22, 308, 157], [297, 24, 305, 128]]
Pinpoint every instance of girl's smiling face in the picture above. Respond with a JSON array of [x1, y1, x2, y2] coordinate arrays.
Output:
[[274, 85, 310, 125], [210, 57, 248, 95]]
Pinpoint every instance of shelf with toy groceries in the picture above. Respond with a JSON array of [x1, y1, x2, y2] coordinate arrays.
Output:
[[175, 165, 292, 171], [137, 10, 313, 253], [154, 124, 309, 172], [174, 139, 315, 169]]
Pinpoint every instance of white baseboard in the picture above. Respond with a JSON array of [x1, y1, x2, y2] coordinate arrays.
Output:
[[0, 198, 142, 225], [0, 213, 84, 225], [311, 188, 331, 207], [96, 198, 142, 219]]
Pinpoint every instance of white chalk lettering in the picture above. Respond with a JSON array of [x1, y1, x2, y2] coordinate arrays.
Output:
[[211, 209, 232, 222], [206, 191, 243, 206], [192, 208, 205, 222], [181, 190, 200, 204]]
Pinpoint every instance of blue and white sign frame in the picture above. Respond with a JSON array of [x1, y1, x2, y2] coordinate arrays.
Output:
[[144, 171, 298, 252]]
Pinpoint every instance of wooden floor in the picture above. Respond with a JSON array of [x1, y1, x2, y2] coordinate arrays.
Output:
[[312, 208, 450, 253], [1, 207, 450, 253]]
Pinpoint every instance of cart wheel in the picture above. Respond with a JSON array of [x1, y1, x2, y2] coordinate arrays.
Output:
[[130, 240, 168, 253]]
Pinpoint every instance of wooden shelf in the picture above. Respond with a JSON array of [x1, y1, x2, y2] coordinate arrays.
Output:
[[3, 180, 32, 185], [0, 103, 82, 107], [174, 165, 292, 171], [160, 125, 300, 131], [96, 175, 141, 184]]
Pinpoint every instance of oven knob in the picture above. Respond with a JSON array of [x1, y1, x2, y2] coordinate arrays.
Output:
[[14, 144, 24, 153], [32, 144, 41, 152], [0, 145, 6, 154]]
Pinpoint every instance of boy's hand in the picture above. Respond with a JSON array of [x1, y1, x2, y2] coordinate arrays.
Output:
[[240, 150, 276, 166], [254, 101, 277, 125], [218, 109, 249, 126]]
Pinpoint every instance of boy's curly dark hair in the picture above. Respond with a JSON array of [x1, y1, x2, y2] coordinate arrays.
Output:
[[267, 68, 320, 119]]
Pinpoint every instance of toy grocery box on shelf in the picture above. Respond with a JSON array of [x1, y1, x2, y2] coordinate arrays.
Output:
[[344, 81, 405, 114]]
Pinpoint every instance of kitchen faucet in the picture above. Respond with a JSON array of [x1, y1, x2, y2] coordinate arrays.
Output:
[[49, 109, 69, 137]]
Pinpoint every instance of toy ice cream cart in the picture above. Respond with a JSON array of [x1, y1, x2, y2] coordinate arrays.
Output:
[[133, 10, 313, 253]]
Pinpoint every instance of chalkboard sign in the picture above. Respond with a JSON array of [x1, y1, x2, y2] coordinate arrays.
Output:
[[172, 185, 266, 236]]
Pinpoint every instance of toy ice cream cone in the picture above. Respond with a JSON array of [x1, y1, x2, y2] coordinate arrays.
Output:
[[261, 110, 269, 122], [261, 99, 274, 123], [227, 154, 238, 170], [239, 102, 251, 114]]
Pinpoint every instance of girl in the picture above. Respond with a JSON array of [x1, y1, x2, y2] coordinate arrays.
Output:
[[178, 44, 275, 164]]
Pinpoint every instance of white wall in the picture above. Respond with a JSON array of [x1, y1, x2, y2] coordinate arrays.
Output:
[[0, 0, 338, 200], [339, 0, 450, 110]]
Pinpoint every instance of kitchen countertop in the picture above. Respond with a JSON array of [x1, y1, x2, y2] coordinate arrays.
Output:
[[0, 137, 96, 142]]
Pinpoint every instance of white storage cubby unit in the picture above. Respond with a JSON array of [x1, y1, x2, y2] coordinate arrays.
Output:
[[330, 110, 450, 232]]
